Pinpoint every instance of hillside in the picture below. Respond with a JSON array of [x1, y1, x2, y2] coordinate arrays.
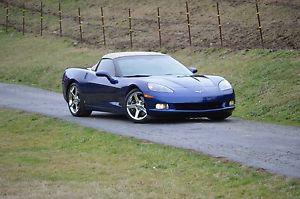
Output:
[[0, 0, 299, 50], [0, 29, 299, 125]]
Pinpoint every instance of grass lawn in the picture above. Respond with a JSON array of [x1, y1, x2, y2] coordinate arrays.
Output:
[[0, 28, 299, 126], [0, 108, 299, 198]]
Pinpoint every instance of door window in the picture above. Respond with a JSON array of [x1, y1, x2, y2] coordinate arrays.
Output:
[[97, 59, 115, 76]]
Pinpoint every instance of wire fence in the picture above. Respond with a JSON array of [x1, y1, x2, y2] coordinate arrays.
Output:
[[2, 1, 268, 49]]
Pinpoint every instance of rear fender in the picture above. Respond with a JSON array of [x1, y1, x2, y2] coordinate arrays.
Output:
[[62, 67, 88, 101]]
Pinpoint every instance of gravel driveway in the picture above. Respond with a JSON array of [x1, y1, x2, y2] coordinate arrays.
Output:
[[0, 83, 299, 178]]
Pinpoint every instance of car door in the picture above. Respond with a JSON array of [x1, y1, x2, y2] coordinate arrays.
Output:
[[83, 59, 120, 110]]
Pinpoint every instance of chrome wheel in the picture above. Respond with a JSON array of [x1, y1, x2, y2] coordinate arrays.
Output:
[[68, 84, 80, 114], [126, 91, 147, 121]]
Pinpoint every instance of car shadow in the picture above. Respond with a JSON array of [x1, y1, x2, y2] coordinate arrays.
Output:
[[147, 117, 232, 124], [90, 112, 127, 120], [90, 112, 232, 124]]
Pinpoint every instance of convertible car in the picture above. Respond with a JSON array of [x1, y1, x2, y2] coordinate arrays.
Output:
[[62, 52, 235, 122]]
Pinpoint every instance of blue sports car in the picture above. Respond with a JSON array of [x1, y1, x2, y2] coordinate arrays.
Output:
[[62, 52, 235, 122]]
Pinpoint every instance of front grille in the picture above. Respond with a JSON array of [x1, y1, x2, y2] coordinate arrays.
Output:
[[174, 102, 222, 110]]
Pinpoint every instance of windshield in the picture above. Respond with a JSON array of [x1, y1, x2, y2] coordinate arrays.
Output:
[[115, 55, 193, 76]]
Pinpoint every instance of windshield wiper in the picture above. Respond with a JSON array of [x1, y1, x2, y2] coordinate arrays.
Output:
[[191, 74, 206, 77], [177, 74, 205, 77], [123, 74, 151, 77]]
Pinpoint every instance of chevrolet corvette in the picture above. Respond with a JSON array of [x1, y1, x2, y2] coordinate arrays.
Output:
[[62, 52, 235, 122]]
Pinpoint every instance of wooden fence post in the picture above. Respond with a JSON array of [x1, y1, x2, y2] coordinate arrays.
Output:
[[59, 0, 62, 37], [22, 4, 25, 35], [128, 8, 133, 49], [22, 3, 25, 35], [100, 7, 106, 47], [157, 7, 162, 48], [40, 1, 43, 36], [5, 4, 8, 32], [185, 1, 192, 46], [78, 7, 83, 42], [216, 2, 223, 47], [255, 0, 264, 48]]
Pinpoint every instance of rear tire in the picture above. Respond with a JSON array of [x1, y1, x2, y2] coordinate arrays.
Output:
[[67, 83, 92, 117]]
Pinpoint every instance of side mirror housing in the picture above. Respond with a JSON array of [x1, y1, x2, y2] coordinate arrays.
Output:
[[189, 67, 198, 74], [96, 71, 118, 84]]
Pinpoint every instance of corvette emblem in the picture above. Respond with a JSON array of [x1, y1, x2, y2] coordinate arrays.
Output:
[[195, 90, 202, 93]]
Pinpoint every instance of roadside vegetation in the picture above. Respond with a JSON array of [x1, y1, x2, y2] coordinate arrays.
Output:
[[0, 29, 299, 126], [0, 108, 299, 198]]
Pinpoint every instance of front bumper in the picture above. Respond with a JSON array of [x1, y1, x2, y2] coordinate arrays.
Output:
[[148, 106, 234, 117], [144, 92, 235, 117]]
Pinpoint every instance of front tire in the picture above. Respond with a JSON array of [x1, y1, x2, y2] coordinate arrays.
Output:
[[67, 83, 92, 117], [125, 89, 149, 123]]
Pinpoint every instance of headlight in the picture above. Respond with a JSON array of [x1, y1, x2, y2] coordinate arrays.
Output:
[[218, 80, 232, 91], [148, 83, 173, 93]]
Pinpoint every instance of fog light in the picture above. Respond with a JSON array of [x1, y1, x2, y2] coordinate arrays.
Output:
[[155, 103, 169, 109], [229, 100, 235, 106]]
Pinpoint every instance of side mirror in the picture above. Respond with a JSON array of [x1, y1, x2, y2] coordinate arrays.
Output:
[[96, 71, 118, 84], [189, 67, 198, 74]]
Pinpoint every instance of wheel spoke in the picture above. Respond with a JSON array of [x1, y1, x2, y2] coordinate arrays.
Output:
[[140, 106, 147, 114], [127, 104, 136, 109], [69, 100, 74, 107], [70, 87, 75, 94], [72, 87, 78, 96], [134, 109, 140, 119], [133, 93, 139, 103], [74, 99, 79, 105]]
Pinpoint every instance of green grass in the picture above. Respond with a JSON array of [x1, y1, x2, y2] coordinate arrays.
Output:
[[0, 108, 299, 198], [0, 28, 102, 90], [0, 28, 299, 126]]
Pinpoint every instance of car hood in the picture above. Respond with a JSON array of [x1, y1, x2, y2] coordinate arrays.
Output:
[[133, 75, 224, 95]]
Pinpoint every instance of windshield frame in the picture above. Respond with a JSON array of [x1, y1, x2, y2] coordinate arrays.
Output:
[[114, 55, 193, 77]]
